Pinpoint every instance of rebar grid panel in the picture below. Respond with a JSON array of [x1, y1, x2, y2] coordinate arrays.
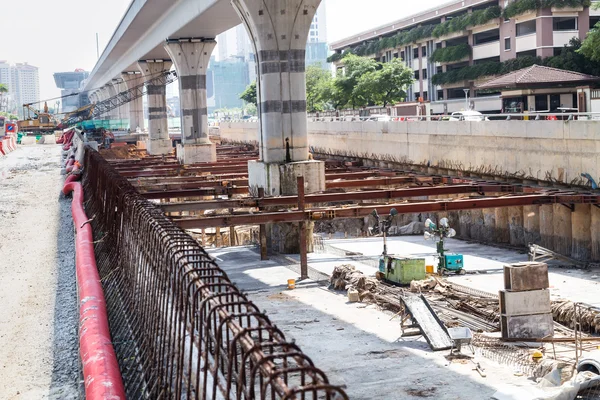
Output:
[[82, 148, 348, 400]]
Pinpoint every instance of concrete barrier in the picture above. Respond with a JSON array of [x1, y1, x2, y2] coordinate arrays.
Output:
[[220, 120, 600, 185]]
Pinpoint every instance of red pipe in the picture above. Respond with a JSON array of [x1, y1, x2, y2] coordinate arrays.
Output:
[[62, 179, 126, 399]]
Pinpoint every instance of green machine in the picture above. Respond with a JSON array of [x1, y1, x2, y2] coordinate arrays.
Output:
[[424, 218, 465, 275], [372, 209, 427, 285]]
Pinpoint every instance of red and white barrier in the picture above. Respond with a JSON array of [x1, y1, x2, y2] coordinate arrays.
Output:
[[0, 135, 17, 156]]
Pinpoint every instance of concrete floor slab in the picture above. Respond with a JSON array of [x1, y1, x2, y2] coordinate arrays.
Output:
[[208, 246, 540, 399]]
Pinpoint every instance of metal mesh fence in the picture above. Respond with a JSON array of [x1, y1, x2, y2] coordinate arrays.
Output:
[[82, 148, 348, 399]]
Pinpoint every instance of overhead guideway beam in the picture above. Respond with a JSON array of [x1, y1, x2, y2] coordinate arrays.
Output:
[[84, 0, 240, 91]]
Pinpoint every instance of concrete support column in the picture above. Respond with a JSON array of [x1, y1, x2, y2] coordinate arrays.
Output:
[[121, 72, 145, 132], [571, 204, 591, 261], [100, 87, 111, 118], [553, 204, 572, 256], [232, 0, 325, 197], [106, 83, 119, 121], [539, 204, 554, 249], [165, 39, 217, 164], [592, 206, 600, 261], [523, 205, 541, 245], [138, 60, 173, 155], [116, 78, 130, 130]]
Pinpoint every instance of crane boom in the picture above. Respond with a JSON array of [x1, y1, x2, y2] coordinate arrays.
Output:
[[59, 71, 178, 129]]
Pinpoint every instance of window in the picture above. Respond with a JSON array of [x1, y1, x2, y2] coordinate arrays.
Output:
[[474, 29, 500, 45], [550, 94, 560, 112], [415, 92, 421, 100], [437, 90, 444, 100], [553, 17, 577, 31], [422, 69, 428, 79], [436, 42, 443, 49], [413, 48, 419, 59], [394, 52, 399, 59], [422, 91, 428, 101], [474, 56, 500, 65], [591, 17, 600, 28], [414, 70, 420, 80], [447, 88, 467, 99], [517, 49, 536, 58], [516, 20, 536, 36], [504, 37, 511, 51], [436, 66, 443, 74], [422, 46, 427, 57], [400, 50, 405, 61], [535, 94, 548, 111]]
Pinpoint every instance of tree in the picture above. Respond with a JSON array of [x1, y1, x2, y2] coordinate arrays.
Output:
[[305, 65, 333, 113], [353, 59, 414, 107], [333, 54, 378, 109], [0, 84, 7, 113], [579, 21, 600, 63], [240, 81, 257, 105]]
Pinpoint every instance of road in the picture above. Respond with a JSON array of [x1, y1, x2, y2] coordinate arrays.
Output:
[[0, 144, 80, 399]]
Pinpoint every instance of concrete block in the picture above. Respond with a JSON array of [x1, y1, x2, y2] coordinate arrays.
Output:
[[503, 262, 549, 291], [248, 160, 325, 197], [176, 143, 216, 164], [501, 313, 554, 340], [146, 138, 172, 155], [499, 289, 551, 316]]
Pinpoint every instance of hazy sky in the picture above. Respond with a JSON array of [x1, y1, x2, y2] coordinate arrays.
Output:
[[0, 0, 445, 101]]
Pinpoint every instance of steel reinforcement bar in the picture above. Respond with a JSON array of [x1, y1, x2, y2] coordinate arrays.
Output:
[[82, 148, 348, 400]]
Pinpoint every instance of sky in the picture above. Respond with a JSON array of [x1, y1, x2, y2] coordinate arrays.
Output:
[[0, 0, 445, 101]]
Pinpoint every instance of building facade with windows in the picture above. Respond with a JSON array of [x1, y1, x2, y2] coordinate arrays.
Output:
[[53, 70, 90, 113], [0, 61, 40, 116], [330, 0, 599, 114]]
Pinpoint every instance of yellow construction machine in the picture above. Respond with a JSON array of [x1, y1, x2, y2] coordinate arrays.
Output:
[[17, 102, 58, 134]]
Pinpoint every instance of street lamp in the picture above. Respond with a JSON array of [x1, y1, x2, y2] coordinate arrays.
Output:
[[463, 88, 470, 110]]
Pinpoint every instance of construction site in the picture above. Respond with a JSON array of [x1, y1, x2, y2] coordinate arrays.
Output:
[[2, 0, 600, 398]]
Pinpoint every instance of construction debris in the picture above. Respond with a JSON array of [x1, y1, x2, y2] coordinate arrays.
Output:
[[552, 301, 600, 335]]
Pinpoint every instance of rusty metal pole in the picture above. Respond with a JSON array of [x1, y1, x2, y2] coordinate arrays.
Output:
[[258, 187, 268, 260], [229, 208, 236, 246], [298, 176, 308, 280]]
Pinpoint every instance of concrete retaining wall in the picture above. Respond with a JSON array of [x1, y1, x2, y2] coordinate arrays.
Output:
[[222, 120, 600, 184], [220, 121, 600, 262]]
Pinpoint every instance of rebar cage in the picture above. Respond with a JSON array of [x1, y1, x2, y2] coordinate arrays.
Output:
[[82, 149, 348, 400]]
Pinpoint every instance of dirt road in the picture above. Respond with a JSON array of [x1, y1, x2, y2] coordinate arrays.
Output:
[[0, 144, 80, 399]]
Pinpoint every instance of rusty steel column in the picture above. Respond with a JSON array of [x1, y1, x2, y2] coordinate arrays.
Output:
[[258, 187, 268, 260], [298, 176, 308, 279]]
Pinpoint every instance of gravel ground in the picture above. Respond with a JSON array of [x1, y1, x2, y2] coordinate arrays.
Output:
[[0, 144, 80, 399]]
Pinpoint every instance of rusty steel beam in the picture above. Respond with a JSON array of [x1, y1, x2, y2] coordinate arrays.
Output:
[[141, 186, 248, 199], [159, 184, 525, 213], [174, 194, 600, 229], [326, 176, 441, 189], [136, 178, 249, 192], [120, 164, 249, 178]]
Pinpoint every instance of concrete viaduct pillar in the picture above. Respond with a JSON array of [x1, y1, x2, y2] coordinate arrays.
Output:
[[165, 39, 217, 164], [115, 78, 130, 130], [106, 82, 120, 121], [138, 60, 173, 155], [99, 86, 112, 118], [121, 72, 145, 133], [232, 0, 325, 197]]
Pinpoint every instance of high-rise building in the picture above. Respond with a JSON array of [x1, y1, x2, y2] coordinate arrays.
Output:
[[207, 56, 250, 113], [53, 69, 90, 113], [306, 1, 329, 68], [0, 61, 40, 115]]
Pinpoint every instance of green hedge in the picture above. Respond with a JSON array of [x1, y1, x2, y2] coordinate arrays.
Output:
[[430, 43, 472, 63], [503, 0, 591, 19], [432, 6, 502, 38], [432, 55, 541, 85]]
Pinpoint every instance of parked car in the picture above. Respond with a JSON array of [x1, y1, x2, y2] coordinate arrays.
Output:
[[448, 110, 489, 121]]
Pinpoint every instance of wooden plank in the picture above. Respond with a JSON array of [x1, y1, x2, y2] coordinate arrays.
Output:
[[402, 294, 453, 351]]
